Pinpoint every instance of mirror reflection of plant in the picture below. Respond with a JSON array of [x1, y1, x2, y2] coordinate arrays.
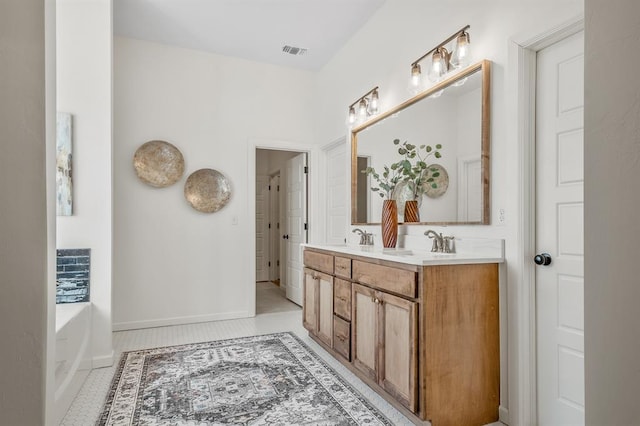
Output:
[[362, 162, 403, 199], [394, 138, 442, 200]]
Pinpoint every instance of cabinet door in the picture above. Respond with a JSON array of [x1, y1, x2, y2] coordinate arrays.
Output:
[[351, 283, 378, 382], [302, 268, 318, 333], [379, 290, 418, 412], [316, 271, 334, 347]]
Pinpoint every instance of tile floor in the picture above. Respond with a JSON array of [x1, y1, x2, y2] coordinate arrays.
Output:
[[255, 281, 301, 315], [60, 285, 413, 425]]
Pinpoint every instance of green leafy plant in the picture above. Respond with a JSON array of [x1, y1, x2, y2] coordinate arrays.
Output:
[[361, 162, 403, 199], [394, 138, 442, 200]]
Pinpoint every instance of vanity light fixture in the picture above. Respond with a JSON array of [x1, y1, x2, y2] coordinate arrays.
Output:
[[408, 25, 471, 92], [347, 86, 380, 127]]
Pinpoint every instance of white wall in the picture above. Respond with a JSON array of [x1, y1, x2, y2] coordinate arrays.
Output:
[[56, 0, 114, 367], [584, 0, 640, 424], [315, 0, 583, 421], [0, 0, 50, 423], [113, 38, 315, 329]]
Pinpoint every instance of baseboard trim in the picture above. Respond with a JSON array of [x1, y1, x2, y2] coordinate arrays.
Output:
[[112, 311, 250, 332], [499, 405, 509, 425], [92, 350, 114, 368]]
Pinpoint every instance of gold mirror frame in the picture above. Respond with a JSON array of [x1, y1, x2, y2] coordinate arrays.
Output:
[[351, 59, 491, 225]]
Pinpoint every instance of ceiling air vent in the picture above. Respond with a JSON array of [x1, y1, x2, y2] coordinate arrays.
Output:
[[282, 45, 308, 56]]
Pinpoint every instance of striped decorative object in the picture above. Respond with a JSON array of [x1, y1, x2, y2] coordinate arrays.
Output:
[[381, 200, 398, 248], [404, 200, 420, 222]]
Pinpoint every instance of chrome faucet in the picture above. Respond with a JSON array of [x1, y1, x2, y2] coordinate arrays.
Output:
[[424, 230, 455, 253], [443, 235, 455, 253], [424, 230, 443, 252], [352, 228, 374, 245]]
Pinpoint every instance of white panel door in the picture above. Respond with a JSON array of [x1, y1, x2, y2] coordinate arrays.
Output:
[[285, 153, 307, 305], [536, 30, 584, 426], [457, 155, 482, 222], [325, 141, 347, 244], [269, 174, 280, 282], [255, 174, 269, 282]]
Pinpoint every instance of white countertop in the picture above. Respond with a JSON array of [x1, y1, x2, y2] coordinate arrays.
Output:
[[302, 240, 504, 266]]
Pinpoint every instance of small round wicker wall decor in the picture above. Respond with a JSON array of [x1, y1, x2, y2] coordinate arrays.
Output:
[[184, 168, 231, 213], [133, 140, 185, 188]]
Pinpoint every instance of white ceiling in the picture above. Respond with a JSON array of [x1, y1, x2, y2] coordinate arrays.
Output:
[[113, 0, 386, 71]]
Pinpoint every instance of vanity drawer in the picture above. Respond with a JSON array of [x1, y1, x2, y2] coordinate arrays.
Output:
[[352, 260, 417, 298], [303, 250, 334, 275], [334, 256, 352, 279], [333, 315, 350, 361], [334, 278, 352, 320]]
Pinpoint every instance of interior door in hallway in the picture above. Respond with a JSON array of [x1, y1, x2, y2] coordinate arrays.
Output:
[[535, 30, 584, 426], [269, 174, 281, 282], [285, 153, 307, 305], [256, 174, 269, 282]]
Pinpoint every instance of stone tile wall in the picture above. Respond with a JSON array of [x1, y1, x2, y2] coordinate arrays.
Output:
[[56, 249, 90, 304]]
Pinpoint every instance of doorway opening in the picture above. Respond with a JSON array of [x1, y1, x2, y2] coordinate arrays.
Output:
[[255, 148, 307, 315]]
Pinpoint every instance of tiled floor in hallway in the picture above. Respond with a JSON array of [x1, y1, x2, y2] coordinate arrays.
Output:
[[256, 281, 301, 315]]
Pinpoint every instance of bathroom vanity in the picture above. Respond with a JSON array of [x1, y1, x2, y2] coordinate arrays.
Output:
[[302, 243, 502, 426]]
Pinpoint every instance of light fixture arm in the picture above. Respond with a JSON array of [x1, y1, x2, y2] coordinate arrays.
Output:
[[410, 25, 470, 67], [349, 86, 380, 109]]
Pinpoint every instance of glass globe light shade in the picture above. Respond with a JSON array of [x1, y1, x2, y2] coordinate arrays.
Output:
[[428, 48, 449, 83], [450, 31, 471, 69]]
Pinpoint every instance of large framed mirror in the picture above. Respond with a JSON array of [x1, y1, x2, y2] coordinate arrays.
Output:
[[351, 60, 490, 225]]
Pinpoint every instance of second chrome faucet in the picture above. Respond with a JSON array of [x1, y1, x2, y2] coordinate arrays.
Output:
[[352, 228, 374, 246], [424, 230, 455, 253]]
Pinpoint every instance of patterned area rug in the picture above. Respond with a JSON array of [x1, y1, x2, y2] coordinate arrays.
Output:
[[97, 332, 392, 425]]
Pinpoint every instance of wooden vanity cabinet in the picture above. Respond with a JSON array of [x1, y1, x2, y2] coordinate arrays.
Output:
[[303, 247, 500, 426]]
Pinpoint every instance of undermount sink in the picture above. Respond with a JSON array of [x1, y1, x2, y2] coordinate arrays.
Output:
[[354, 246, 413, 255], [326, 244, 459, 257], [380, 248, 413, 255], [304, 239, 505, 265]]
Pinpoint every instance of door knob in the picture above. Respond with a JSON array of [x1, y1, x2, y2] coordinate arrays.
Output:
[[534, 253, 552, 266]]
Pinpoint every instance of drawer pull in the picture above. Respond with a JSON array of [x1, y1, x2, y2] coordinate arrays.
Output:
[[336, 296, 348, 302], [336, 334, 347, 342]]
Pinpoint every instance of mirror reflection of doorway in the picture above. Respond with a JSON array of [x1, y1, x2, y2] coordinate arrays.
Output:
[[356, 156, 369, 223], [255, 148, 304, 315]]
